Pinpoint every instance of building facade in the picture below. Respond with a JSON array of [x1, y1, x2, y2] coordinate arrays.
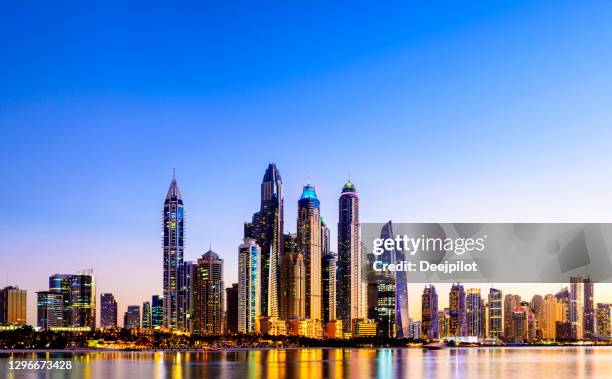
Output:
[[226, 283, 239, 334], [36, 291, 63, 329], [193, 250, 224, 335], [449, 283, 466, 337], [248, 164, 284, 318], [100, 293, 118, 328], [163, 170, 184, 330], [238, 238, 261, 333], [337, 181, 366, 334], [0, 286, 26, 326], [487, 288, 503, 338], [297, 183, 322, 321], [421, 285, 439, 339]]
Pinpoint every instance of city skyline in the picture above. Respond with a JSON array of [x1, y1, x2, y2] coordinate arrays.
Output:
[[3, 1, 612, 327], [4, 165, 612, 328]]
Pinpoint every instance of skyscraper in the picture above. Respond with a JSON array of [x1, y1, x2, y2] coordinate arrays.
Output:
[[530, 294, 544, 339], [503, 294, 521, 340], [163, 169, 184, 330], [36, 291, 63, 329], [570, 276, 584, 340], [584, 276, 595, 337], [337, 180, 366, 333], [322, 252, 337, 324], [178, 261, 197, 331], [542, 294, 560, 340], [49, 274, 71, 326], [249, 164, 283, 318], [225, 283, 239, 334], [449, 283, 466, 337], [596, 303, 611, 337], [0, 286, 26, 326], [142, 301, 152, 329], [49, 272, 95, 328], [124, 305, 140, 329], [421, 285, 439, 339], [279, 233, 305, 320], [298, 183, 322, 321], [466, 289, 483, 337], [100, 293, 118, 328], [238, 238, 261, 333], [369, 223, 397, 338], [193, 250, 224, 335], [151, 295, 163, 328], [487, 288, 503, 338]]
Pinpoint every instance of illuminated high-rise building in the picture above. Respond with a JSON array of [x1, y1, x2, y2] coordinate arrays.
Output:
[[421, 285, 438, 339], [0, 286, 26, 326], [337, 181, 366, 333], [449, 283, 466, 337], [49, 274, 71, 326], [322, 252, 337, 324], [49, 271, 95, 328], [369, 223, 397, 338], [596, 303, 611, 337], [249, 164, 283, 318], [178, 260, 197, 331], [542, 294, 560, 340], [37, 291, 63, 329], [298, 183, 322, 321], [503, 294, 521, 340], [193, 250, 224, 335], [487, 288, 503, 338], [555, 287, 570, 322], [570, 277, 584, 340], [162, 169, 184, 330], [583, 276, 594, 337], [530, 294, 544, 339], [100, 293, 118, 328], [238, 238, 261, 333], [279, 233, 305, 320], [142, 301, 152, 329], [151, 295, 163, 328], [466, 288, 483, 337], [124, 305, 140, 329]]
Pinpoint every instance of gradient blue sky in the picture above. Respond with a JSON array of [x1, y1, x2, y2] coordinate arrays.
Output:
[[2, 1, 612, 325]]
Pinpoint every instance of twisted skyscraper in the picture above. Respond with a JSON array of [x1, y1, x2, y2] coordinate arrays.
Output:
[[162, 169, 184, 330]]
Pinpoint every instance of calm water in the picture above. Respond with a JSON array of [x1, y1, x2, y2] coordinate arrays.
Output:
[[2, 347, 612, 378]]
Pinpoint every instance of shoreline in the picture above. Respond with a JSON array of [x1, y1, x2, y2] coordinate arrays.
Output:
[[2, 345, 612, 354]]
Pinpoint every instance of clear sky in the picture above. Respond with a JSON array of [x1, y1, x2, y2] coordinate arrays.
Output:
[[2, 1, 612, 326]]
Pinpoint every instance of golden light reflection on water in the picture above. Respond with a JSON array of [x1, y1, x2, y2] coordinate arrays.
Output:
[[3, 347, 612, 378]]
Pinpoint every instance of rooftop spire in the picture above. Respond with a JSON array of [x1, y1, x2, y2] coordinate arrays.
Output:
[[166, 168, 182, 200]]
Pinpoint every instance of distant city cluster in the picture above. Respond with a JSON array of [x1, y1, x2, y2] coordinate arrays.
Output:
[[1, 164, 611, 344], [418, 278, 610, 344]]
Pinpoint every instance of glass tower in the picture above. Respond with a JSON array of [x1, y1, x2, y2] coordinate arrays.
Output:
[[337, 180, 365, 333], [249, 164, 283, 318], [238, 238, 261, 333], [298, 183, 322, 321], [163, 169, 184, 330], [421, 285, 439, 339], [100, 293, 118, 328]]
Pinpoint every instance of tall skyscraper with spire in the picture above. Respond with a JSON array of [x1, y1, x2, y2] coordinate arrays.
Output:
[[337, 180, 365, 333], [162, 169, 184, 330], [249, 164, 283, 318], [298, 182, 322, 321]]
